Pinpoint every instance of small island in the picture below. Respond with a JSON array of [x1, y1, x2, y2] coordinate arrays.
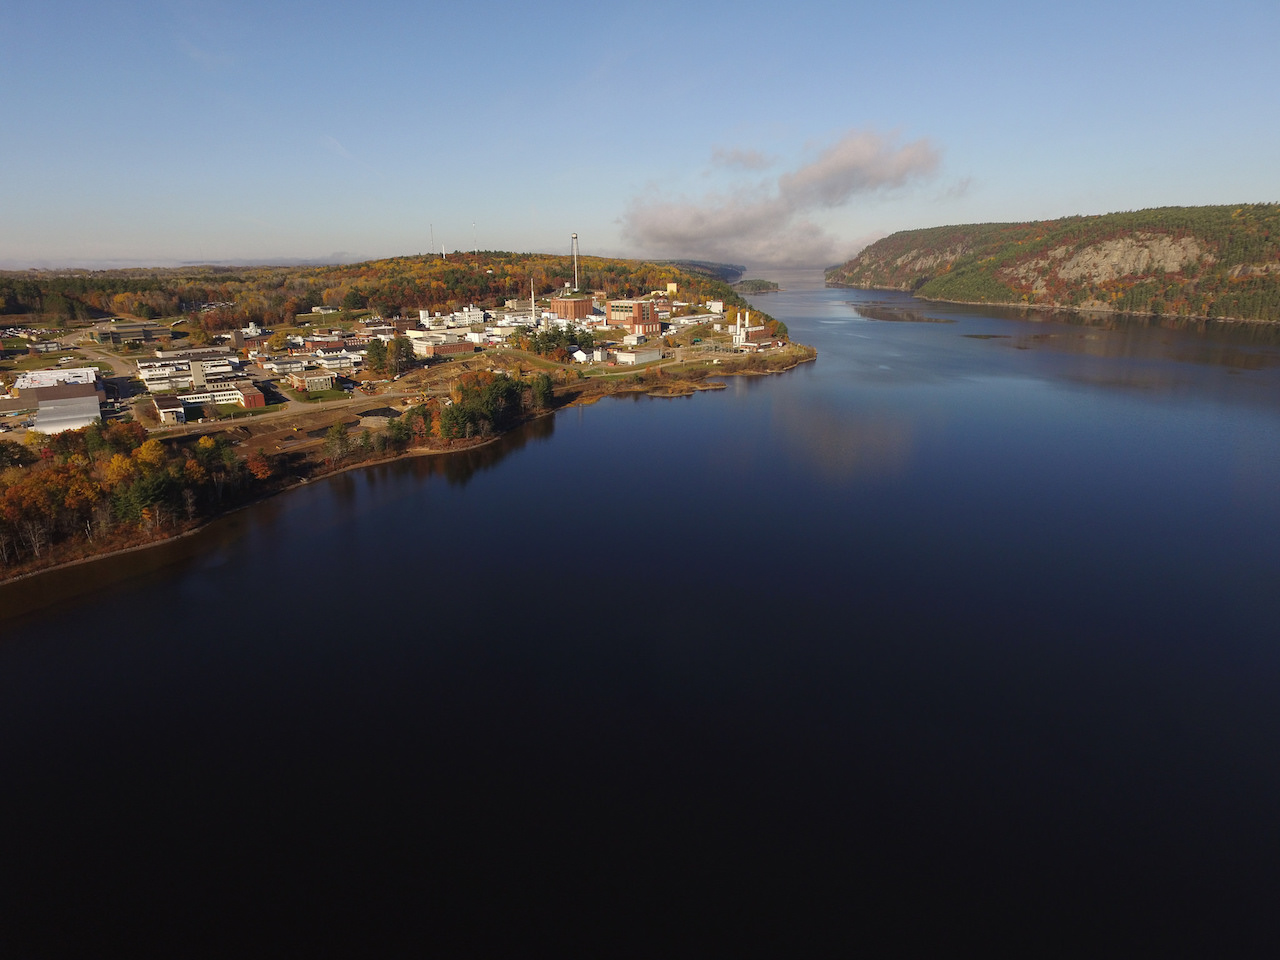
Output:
[[733, 279, 781, 294]]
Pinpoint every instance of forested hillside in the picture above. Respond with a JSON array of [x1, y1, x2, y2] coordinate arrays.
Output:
[[826, 205, 1280, 321], [0, 253, 760, 333]]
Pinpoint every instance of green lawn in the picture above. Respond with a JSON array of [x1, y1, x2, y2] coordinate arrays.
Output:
[[283, 387, 348, 402], [5, 354, 73, 372]]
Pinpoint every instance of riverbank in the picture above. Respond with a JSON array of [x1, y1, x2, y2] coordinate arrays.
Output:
[[825, 280, 1280, 327], [0, 347, 816, 596]]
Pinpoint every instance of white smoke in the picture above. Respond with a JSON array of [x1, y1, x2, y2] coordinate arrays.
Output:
[[622, 130, 940, 266]]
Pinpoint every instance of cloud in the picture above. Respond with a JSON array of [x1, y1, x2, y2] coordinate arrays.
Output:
[[935, 176, 974, 202], [711, 147, 774, 171], [835, 229, 890, 264], [622, 130, 941, 266], [778, 132, 940, 207]]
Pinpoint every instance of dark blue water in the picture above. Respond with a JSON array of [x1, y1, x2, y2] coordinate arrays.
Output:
[[4, 274, 1280, 953]]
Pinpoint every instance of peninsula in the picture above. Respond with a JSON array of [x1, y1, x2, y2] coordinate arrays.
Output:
[[0, 253, 813, 585]]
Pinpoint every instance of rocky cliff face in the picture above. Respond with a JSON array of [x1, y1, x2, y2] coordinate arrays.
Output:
[[826, 205, 1280, 321]]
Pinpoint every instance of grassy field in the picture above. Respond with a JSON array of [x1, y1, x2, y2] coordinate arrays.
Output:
[[283, 387, 348, 403], [1, 354, 97, 374]]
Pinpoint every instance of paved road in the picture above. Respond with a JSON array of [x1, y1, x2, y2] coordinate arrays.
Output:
[[64, 336, 135, 379]]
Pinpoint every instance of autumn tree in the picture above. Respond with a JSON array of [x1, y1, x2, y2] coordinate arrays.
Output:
[[133, 439, 167, 472], [247, 449, 273, 480]]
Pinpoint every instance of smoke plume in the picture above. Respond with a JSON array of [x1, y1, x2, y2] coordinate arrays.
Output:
[[622, 130, 940, 266]]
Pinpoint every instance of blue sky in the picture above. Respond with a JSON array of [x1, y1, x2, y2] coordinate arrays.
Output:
[[3, 0, 1277, 269]]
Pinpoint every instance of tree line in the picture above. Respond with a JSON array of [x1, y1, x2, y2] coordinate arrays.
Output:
[[2, 253, 777, 335], [827, 204, 1280, 321], [0, 424, 274, 569]]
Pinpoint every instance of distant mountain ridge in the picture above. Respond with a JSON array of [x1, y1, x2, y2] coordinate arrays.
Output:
[[826, 204, 1280, 322]]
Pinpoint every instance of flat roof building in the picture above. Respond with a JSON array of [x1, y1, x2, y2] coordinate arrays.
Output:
[[288, 370, 336, 393], [550, 296, 594, 321], [14, 367, 100, 392], [606, 300, 662, 336], [89, 319, 161, 345], [153, 395, 186, 424], [176, 381, 265, 409], [29, 394, 103, 434]]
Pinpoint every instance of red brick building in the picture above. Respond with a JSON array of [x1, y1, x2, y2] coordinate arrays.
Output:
[[550, 296, 594, 321], [416, 340, 475, 359], [606, 299, 662, 335]]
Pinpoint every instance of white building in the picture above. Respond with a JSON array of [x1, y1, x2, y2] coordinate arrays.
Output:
[[731, 310, 766, 347], [29, 395, 102, 434], [137, 356, 236, 393], [262, 358, 305, 375], [153, 395, 186, 424], [670, 312, 717, 327], [14, 368, 99, 391], [316, 353, 359, 372], [615, 348, 661, 365]]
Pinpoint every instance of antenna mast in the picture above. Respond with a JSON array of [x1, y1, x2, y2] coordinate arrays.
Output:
[[571, 233, 579, 291]]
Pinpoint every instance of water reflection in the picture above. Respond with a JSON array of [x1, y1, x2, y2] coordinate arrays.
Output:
[[810, 289, 1280, 409], [956, 304, 1280, 370], [987, 303, 1280, 345], [330, 472, 359, 506], [0, 410, 560, 624], [771, 398, 915, 483], [411, 411, 558, 486], [852, 301, 957, 324], [6, 275, 1280, 951], [0, 505, 269, 626]]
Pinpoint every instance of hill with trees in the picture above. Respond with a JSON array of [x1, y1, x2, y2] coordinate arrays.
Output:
[[825, 204, 1280, 321], [0, 252, 770, 336]]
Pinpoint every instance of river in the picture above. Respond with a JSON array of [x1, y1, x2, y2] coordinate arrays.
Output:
[[4, 271, 1280, 953]]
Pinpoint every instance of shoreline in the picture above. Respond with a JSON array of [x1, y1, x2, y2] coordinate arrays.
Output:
[[823, 280, 1279, 326], [0, 352, 814, 597]]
